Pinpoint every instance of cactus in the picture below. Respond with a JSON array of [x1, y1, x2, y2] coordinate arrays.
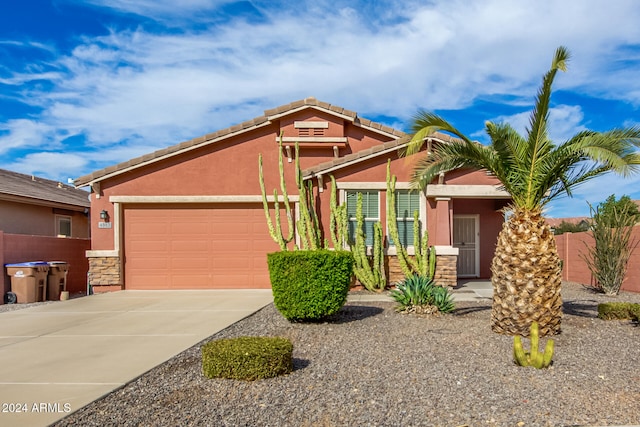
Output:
[[386, 160, 436, 279], [258, 134, 295, 250], [329, 175, 349, 249], [513, 322, 555, 369], [259, 135, 330, 251], [295, 145, 323, 250], [352, 193, 386, 291]]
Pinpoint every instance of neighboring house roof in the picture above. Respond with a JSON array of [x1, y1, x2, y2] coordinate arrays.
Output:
[[0, 169, 90, 210], [546, 217, 589, 228], [74, 97, 407, 188]]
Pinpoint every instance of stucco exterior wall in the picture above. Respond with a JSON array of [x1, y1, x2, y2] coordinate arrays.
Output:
[[453, 198, 505, 278], [84, 104, 510, 289], [89, 112, 396, 251], [1, 231, 91, 297], [0, 200, 89, 238], [555, 228, 640, 293]]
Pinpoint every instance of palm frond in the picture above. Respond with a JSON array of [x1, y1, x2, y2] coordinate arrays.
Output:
[[405, 111, 475, 157], [405, 46, 640, 212]]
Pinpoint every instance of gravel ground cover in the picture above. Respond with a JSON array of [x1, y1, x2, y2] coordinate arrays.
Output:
[[43, 282, 640, 426]]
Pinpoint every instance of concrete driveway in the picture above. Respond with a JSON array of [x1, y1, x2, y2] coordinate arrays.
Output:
[[0, 290, 273, 427]]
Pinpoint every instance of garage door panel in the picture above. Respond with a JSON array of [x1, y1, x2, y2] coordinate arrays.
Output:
[[124, 204, 284, 289], [171, 222, 210, 234], [214, 239, 250, 252], [170, 257, 211, 269], [212, 257, 247, 270], [171, 240, 209, 252]]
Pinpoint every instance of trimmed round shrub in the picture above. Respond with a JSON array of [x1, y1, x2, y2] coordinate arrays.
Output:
[[267, 250, 354, 321], [202, 336, 293, 381], [597, 302, 640, 321]]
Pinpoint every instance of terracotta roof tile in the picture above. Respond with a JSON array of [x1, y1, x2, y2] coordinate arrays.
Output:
[[301, 133, 458, 178], [74, 97, 408, 187]]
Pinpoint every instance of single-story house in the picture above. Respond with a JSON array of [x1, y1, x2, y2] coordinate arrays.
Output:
[[0, 169, 90, 238], [74, 97, 510, 292], [1, 169, 92, 297]]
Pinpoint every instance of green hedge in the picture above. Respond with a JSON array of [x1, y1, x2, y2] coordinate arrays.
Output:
[[597, 302, 640, 321], [202, 336, 293, 381], [267, 250, 354, 321]]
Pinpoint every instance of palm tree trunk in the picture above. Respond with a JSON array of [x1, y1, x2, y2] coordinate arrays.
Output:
[[491, 207, 562, 336]]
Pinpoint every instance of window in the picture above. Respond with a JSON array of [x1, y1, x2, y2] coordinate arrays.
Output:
[[346, 191, 379, 245], [390, 190, 421, 247], [56, 215, 72, 237]]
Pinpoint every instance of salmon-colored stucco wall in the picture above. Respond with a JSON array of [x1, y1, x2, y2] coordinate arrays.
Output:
[[443, 168, 503, 185], [555, 228, 640, 293], [1, 231, 91, 297], [90, 111, 396, 250]]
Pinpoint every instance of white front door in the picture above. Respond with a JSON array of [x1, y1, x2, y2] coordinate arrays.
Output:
[[453, 215, 479, 277]]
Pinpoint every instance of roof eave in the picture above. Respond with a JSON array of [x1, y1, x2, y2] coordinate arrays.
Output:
[[74, 119, 274, 187], [0, 193, 90, 210]]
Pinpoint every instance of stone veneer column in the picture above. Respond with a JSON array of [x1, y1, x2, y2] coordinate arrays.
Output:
[[87, 256, 123, 293], [433, 255, 457, 287], [385, 254, 458, 287]]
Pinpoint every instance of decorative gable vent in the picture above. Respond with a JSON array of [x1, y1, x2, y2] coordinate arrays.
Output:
[[295, 121, 328, 137], [279, 120, 347, 161]]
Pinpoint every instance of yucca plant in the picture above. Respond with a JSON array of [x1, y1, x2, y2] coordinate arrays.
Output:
[[390, 274, 455, 313]]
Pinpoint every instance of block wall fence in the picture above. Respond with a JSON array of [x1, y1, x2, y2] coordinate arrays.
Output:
[[555, 226, 640, 293], [1, 231, 91, 300]]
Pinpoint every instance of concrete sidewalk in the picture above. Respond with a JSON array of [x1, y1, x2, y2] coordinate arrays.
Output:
[[0, 290, 273, 427]]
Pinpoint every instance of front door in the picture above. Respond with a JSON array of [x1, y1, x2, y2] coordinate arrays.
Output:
[[453, 215, 479, 277]]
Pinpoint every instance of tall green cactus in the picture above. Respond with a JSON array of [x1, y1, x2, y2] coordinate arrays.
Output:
[[329, 175, 349, 249], [259, 136, 334, 251], [258, 134, 296, 251], [513, 322, 555, 369], [352, 193, 386, 291], [386, 161, 436, 278], [295, 145, 323, 250]]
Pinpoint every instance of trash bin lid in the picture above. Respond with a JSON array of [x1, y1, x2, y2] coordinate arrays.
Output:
[[5, 261, 49, 267]]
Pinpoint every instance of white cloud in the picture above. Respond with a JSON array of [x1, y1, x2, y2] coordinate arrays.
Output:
[[2, 152, 89, 181], [0, 119, 63, 154], [489, 105, 586, 143], [2, 0, 640, 183]]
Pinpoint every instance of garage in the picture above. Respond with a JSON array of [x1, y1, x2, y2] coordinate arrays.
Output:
[[123, 203, 281, 289]]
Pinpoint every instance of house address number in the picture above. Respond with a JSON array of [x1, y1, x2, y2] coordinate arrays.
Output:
[[98, 222, 112, 229]]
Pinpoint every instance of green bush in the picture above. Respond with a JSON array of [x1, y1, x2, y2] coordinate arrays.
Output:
[[267, 250, 354, 321], [597, 302, 640, 321], [390, 274, 455, 314], [202, 336, 293, 381], [583, 195, 639, 295]]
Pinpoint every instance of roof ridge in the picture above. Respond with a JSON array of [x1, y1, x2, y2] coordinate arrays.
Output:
[[75, 98, 406, 186], [301, 131, 456, 178], [0, 168, 74, 188]]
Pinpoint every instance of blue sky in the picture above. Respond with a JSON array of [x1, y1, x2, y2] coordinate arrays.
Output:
[[1, 0, 640, 218]]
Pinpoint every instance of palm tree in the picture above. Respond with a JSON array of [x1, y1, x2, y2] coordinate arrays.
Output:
[[406, 46, 640, 336]]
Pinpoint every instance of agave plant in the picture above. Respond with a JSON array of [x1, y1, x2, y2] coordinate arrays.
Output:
[[390, 275, 455, 313]]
